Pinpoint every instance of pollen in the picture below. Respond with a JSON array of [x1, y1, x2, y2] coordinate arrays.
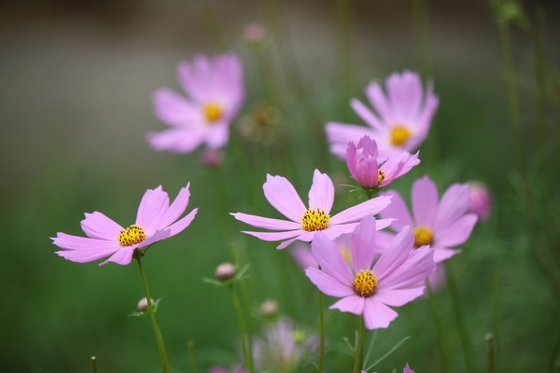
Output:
[[352, 269, 378, 297], [389, 125, 412, 147], [378, 169, 385, 184], [301, 208, 330, 232], [414, 226, 434, 247], [203, 103, 224, 123], [118, 224, 146, 247]]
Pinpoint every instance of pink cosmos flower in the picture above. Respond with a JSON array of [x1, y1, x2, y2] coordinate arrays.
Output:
[[346, 135, 420, 189], [362, 363, 415, 373], [306, 216, 435, 329], [326, 70, 438, 159], [147, 53, 244, 153], [232, 170, 393, 250], [380, 176, 478, 263], [468, 181, 492, 220], [51, 183, 198, 266], [291, 234, 352, 269]]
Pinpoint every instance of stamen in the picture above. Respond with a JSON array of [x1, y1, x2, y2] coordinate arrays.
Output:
[[118, 224, 146, 247], [390, 125, 412, 147], [352, 269, 378, 297], [413, 226, 434, 247], [378, 170, 385, 184], [301, 208, 330, 231], [203, 103, 224, 123]]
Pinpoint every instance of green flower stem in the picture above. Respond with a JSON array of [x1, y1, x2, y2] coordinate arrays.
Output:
[[188, 341, 200, 373], [318, 290, 325, 373], [426, 280, 447, 372], [91, 356, 97, 373], [229, 285, 253, 373], [352, 319, 365, 373], [485, 334, 495, 373], [136, 257, 170, 373]]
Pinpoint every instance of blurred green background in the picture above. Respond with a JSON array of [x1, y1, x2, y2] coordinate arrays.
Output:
[[1, 0, 559, 372]]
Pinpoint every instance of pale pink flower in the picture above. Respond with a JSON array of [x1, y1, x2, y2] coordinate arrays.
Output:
[[147, 53, 244, 153], [306, 217, 435, 329], [346, 135, 419, 189], [380, 176, 478, 263], [468, 181, 492, 220], [51, 183, 198, 266], [326, 70, 438, 159], [232, 170, 393, 250]]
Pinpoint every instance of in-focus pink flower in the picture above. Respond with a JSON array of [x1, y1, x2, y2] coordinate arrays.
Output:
[[326, 70, 438, 159], [306, 217, 435, 329], [232, 170, 393, 249], [380, 176, 478, 263], [147, 53, 244, 153], [468, 181, 492, 220], [362, 363, 415, 373], [51, 183, 198, 266], [346, 135, 420, 189]]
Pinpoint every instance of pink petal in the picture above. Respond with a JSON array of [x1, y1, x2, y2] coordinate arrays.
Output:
[[308, 170, 335, 213], [232, 212, 301, 230], [325, 122, 376, 159], [263, 174, 307, 222], [373, 226, 415, 278], [412, 176, 438, 227], [157, 182, 191, 228], [435, 183, 470, 231], [305, 267, 354, 297], [350, 216, 378, 271], [100, 246, 136, 266], [350, 98, 382, 130], [387, 71, 423, 122], [146, 127, 206, 153], [330, 195, 392, 224], [164, 208, 198, 237], [135, 186, 170, 234], [52, 233, 116, 251], [311, 232, 354, 285], [291, 244, 317, 269], [379, 191, 412, 230], [55, 246, 120, 264], [404, 363, 415, 373], [80, 212, 123, 240], [137, 228, 172, 249], [205, 124, 230, 149], [378, 246, 435, 290], [152, 88, 198, 126], [374, 288, 425, 307], [363, 297, 398, 329], [241, 229, 303, 242], [365, 81, 392, 123], [433, 246, 460, 263], [437, 214, 477, 247], [330, 295, 366, 315], [417, 80, 439, 134]]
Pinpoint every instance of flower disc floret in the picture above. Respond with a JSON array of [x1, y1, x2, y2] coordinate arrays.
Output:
[[377, 170, 385, 184], [352, 269, 378, 297], [301, 208, 330, 232], [413, 226, 433, 247], [118, 225, 146, 247], [390, 126, 412, 147], [204, 103, 223, 123]]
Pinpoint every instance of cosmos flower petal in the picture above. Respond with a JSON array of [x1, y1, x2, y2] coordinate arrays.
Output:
[[417, 80, 439, 133], [374, 288, 425, 307], [350, 217, 378, 271], [373, 226, 415, 278], [350, 98, 383, 130], [308, 170, 335, 213], [412, 176, 438, 226], [165, 208, 198, 237], [157, 183, 191, 228], [135, 186, 170, 233], [311, 232, 354, 285], [437, 214, 478, 247], [387, 70, 423, 121], [277, 233, 311, 250], [152, 88, 199, 126], [379, 246, 435, 289], [263, 174, 307, 222], [365, 81, 392, 123], [80, 212, 123, 240], [325, 122, 376, 159], [205, 124, 230, 149], [379, 151, 420, 188], [379, 190, 413, 231], [330, 195, 391, 224], [241, 230, 303, 242], [404, 363, 415, 373], [147, 127, 206, 153], [363, 297, 398, 329], [232, 213, 301, 230], [305, 268, 354, 297], [99, 246, 136, 266], [56, 246, 120, 264], [291, 244, 317, 268], [330, 295, 366, 315], [435, 183, 470, 231], [433, 246, 460, 263], [52, 233, 115, 250], [137, 228, 171, 249]]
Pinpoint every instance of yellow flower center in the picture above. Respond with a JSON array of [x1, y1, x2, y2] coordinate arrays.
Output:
[[301, 208, 330, 232], [377, 169, 385, 184], [352, 269, 378, 297], [118, 224, 146, 247], [203, 103, 224, 124], [413, 226, 434, 247], [389, 125, 412, 147]]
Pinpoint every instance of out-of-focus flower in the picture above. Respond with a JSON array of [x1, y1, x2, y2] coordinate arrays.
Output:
[[252, 318, 318, 371], [244, 23, 266, 43], [51, 182, 198, 266], [327, 70, 438, 159], [428, 264, 447, 292], [208, 366, 246, 373], [136, 297, 155, 312], [306, 217, 435, 329], [147, 53, 244, 153], [232, 170, 393, 250], [381, 176, 478, 263], [362, 363, 415, 373], [346, 135, 419, 189], [215, 263, 237, 282], [468, 181, 492, 220], [259, 299, 279, 317], [291, 234, 352, 269], [200, 149, 224, 167], [238, 104, 282, 145]]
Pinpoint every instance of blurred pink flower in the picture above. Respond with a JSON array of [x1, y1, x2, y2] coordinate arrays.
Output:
[[346, 135, 420, 189], [362, 363, 415, 373], [326, 70, 438, 159], [381, 176, 478, 263], [468, 181, 492, 220], [52, 183, 198, 266], [306, 217, 435, 329], [232, 170, 393, 250], [428, 264, 447, 292], [147, 53, 244, 153], [200, 148, 224, 167], [244, 23, 265, 42]]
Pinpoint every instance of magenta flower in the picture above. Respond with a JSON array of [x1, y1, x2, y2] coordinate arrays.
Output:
[[380, 176, 478, 263], [306, 217, 435, 329], [147, 53, 244, 153], [346, 135, 419, 189], [468, 181, 492, 220], [326, 70, 438, 159], [232, 170, 393, 250], [51, 183, 198, 266]]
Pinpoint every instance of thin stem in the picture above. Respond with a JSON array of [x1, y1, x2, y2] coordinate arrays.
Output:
[[240, 277, 255, 371], [188, 341, 200, 373], [492, 272, 500, 372], [230, 285, 253, 373], [318, 291, 325, 373], [426, 280, 447, 372], [352, 319, 365, 373], [136, 257, 170, 373], [91, 356, 97, 373], [485, 334, 494, 373]]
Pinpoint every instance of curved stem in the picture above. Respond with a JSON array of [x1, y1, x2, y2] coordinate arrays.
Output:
[[318, 291, 325, 373], [352, 319, 364, 373], [136, 257, 170, 373]]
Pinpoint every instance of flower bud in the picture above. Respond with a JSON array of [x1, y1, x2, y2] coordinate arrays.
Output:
[[137, 297, 155, 312], [215, 262, 237, 282], [260, 299, 279, 316], [468, 182, 492, 220], [244, 23, 265, 43], [200, 149, 223, 167]]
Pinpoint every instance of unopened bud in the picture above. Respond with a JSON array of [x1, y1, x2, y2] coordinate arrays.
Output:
[[215, 262, 236, 282], [260, 299, 279, 316], [137, 297, 155, 312]]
